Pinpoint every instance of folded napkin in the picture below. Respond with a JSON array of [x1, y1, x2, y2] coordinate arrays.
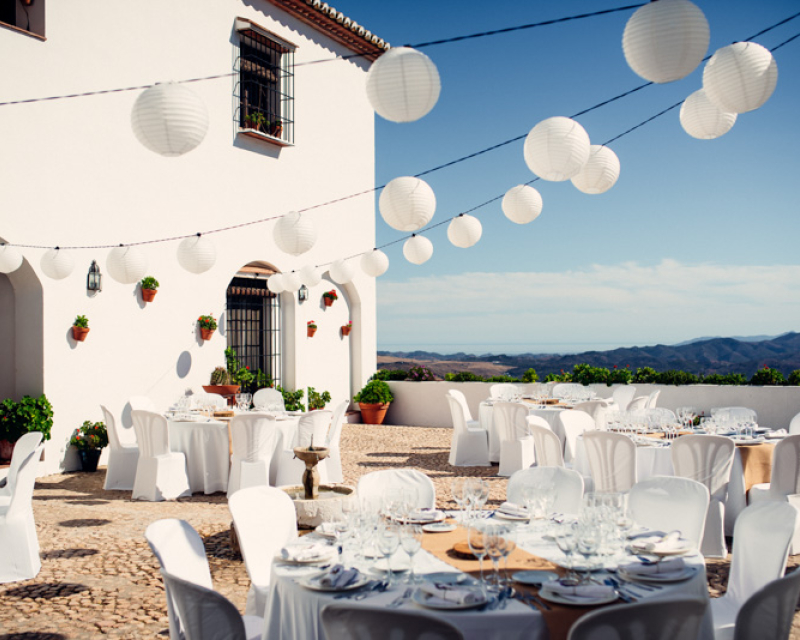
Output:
[[497, 502, 529, 518], [630, 530, 687, 554], [315, 522, 338, 538], [407, 509, 439, 522], [619, 557, 685, 576], [418, 583, 484, 606], [543, 581, 616, 599], [280, 543, 330, 562], [315, 564, 360, 589]]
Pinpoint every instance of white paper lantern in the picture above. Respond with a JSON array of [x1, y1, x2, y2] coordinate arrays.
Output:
[[273, 211, 317, 256], [679, 89, 737, 139], [329, 259, 357, 285], [366, 47, 441, 123], [570, 145, 621, 195], [0, 245, 23, 274], [379, 177, 436, 231], [298, 264, 323, 288], [131, 82, 209, 157], [107, 245, 148, 284], [403, 235, 433, 265], [524, 117, 591, 182], [267, 273, 285, 294], [447, 215, 482, 248], [623, 0, 709, 83], [282, 271, 302, 292], [360, 249, 389, 277], [703, 42, 778, 114], [502, 185, 543, 225], [40, 248, 74, 280], [177, 235, 217, 274]]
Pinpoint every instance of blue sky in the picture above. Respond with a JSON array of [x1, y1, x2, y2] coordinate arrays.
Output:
[[332, 1, 800, 355]]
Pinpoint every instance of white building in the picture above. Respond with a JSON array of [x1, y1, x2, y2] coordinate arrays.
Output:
[[0, 0, 386, 473]]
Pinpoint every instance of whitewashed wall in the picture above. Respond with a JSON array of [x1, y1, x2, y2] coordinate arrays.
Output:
[[0, 1, 377, 473]]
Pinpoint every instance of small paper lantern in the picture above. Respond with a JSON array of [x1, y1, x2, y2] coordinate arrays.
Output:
[[403, 235, 433, 265], [502, 185, 543, 225], [360, 249, 389, 277], [0, 244, 23, 274], [524, 117, 591, 182], [679, 89, 737, 139], [282, 271, 302, 292], [447, 215, 482, 248], [329, 259, 357, 285], [623, 0, 710, 83], [107, 245, 148, 284], [298, 265, 322, 288], [131, 82, 209, 157], [177, 235, 217, 274], [703, 42, 778, 114], [273, 211, 317, 256], [379, 177, 436, 231], [570, 145, 621, 195], [40, 248, 74, 280], [267, 273, 285, 294], [366, 47, 441, 123]]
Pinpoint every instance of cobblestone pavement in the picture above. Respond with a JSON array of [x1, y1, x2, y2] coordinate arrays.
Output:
[[1, 424, 798, 638]]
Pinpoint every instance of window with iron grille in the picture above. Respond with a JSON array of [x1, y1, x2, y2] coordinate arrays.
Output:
[[235, 18, 295, 145], [0, 0, 46, 38], [226, 276, 282, 388]]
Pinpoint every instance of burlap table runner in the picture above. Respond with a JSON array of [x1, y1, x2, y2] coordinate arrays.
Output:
[[421, 525, 623, 640], [737, 442, 774, 492]]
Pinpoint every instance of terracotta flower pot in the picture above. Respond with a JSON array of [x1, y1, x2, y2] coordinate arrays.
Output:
[[307, 327, 317, 337], [202, 385, 241, 397], [0, 439, 14, 463], [72, 326, 90, 342], [200, 328, 215, 341], [79, 448, 102, 472], [270, 123, 283, 138], [359, 402, 390, 425], [142, 288, 157, 302], [341, 326, 351, 336], [324, 298, 334, 307]]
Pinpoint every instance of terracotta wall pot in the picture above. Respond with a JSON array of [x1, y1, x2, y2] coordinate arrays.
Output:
[[307, 327, 317, 337], [202, 385, 240, 397], [359, 402, 390, 425], [323, 297, 334, 307], [72, 326, 90, 342], [270, 123, 283, 138], [341, 326, 351, 336], [200, 328, 215, 340], [79, 448, 102, 472], [0, 440, 14, 463], [142, 288, 157, 302]]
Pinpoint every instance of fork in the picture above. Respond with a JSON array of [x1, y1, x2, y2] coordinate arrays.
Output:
[[387, 587, 413, 608]]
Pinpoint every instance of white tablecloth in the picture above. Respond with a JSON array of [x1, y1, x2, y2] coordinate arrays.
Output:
[[480, 402, 569, 463], [168, 419, 230, 494]]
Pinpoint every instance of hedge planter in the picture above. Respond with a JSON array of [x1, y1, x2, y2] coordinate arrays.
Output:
[[79, 449, 102, 472], [142, 288, 157, 302], [359, 402, 390, 425], [72, 326, 90, 342]]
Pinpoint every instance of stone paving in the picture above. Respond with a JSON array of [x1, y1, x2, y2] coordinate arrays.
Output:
[[0, 423, 798, 638]]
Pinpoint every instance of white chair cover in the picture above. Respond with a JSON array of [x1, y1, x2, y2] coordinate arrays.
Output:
[[321, 603, 465, 640], [625, 396, 649, 412], [527, 419, 564, 468], [583, 431, 637, 493], [227, 414, 281, 497], [192, 393, 227, 410], [629, 476, 710, 549], [646, 389, 661, 408], [229, 486, 298, 617], [671, 434, 735, 558], [356, 469, 435, 509], [445, 395, 489, 467], [274, 410, 332, 487], [447, 389, 480, 429], [611, 386, 636, 411], [643, 407, 677, 423], [131, 410, 191, 501], [567, 597, 707, 640], [558, 410, 596, 463], [733, 568, 800, 640], [318, 400, 349, 484], [494, 402, 535, 477], [489, 383, 519, 401], [0, 439, 42, 583], [253, 387, 285, 411], [0, 431, 41, 499], [551, 383, 583, 400], [710, 502, 797, 640], [573, 401, 610, 430], [101, 405, 139, 491], [789, 411, 800, 435], [129, 395, 157, 411], [711, 407, 758, 422], [507, 466, 584, 515]]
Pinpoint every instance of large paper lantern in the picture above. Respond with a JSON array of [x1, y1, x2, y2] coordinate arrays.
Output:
[[361, 249, 389, 277], [273, 211, 317, 256], [502, 185, 543, 225], [379, 177, 436, 231], [524, 117, 591, 182], [623, 0, 709, 83], [107, 245, 148, 284], [679, 89, 737, 139], [299, 264, 322, 288], [40, 248, 74, 280], [570, 145, 621, 195], [447, 215, 482, 248], [703, 42, 778, 114], [282, 271, 302, 292], [329, 259, 356, 285], [366, 47, 441, 123], [403, 235, 433, 265], [177, 235, 217, 274], [131, 82, 209, 157], [0, 245, 23, 274], [267, 273, 285, 294]]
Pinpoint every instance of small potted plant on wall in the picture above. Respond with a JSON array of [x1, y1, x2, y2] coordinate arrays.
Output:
[[198, 314, 217, 340], [140, 276, 159, 302], [70, 420, 109, 472], [307, 387, 332, 410], [342, 320, 352, 336], [322, 290, 338, 307], [72, 315, 90, 341], [307, 320, 317, 337], [244, 111, 268, 133], [353, 379, 394, 425]]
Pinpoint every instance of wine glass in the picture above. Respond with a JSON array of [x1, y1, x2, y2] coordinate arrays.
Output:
[[375, 524, 400, 587], [468, 478, 490, 515], [451, 477, 468, 523], [400, 524, 423, 584], [498, 526, 517, 587], [467, 520, 489, 594], [484, 523, 507, 592], [555, 522, 579, 584], [575, 523, 600, 582]]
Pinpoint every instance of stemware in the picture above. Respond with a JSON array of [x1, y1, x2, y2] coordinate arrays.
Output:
[[451, 477, 469, 523], [575, 523, 600, 581], [498, 525, 516, 587], [375, 524, 401, 586], [467, 520, 489, 593], [399, 524, 423, 584], [554, 522, 579, 584], [467, 478, 490, 515]]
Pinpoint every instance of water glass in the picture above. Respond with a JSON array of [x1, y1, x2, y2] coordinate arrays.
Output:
[[467, 520, 489, 593], [400, 525, 423, 584], [375, 524, 400, 586], [451, 477, 469, 522]]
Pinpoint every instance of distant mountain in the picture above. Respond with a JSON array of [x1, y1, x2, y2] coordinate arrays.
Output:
[[673, 334, 784, 346], [378, 333, 800, 378]]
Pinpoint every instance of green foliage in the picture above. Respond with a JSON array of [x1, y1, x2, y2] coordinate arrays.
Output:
[[354, 380, 394, 405], [788, 370, 800, 386], [521, 368, 539, 383], [140, 276, 159, 290], [486, 374, 520, 382], [632, 367, 658, 384], [444, 371, 485, 382], [702, 373, 748, 386], [571, 363, 609, 386], [608, 366, 633, 385], [245, 111, 268, 128], [371, 369, 408, 381], [544, 371, 572, 382], [656, 369, 700, 386], [750, 366, 786, 386], [308, 387, 332, 410], [210, 367, 231, 385], [277, 385, 305, 412], [73, 315, 89, 328], [406, 366, 437, 381], [70, 420, 108, 451], [322, 290, 338, 301], [198, 314, 217, 330], [222, 347, 254, 388], [252, 369, 274, 393], [0, 394, 54, 442]]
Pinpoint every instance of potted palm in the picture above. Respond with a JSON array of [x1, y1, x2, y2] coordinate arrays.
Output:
[[70, 420, 109, 472], [198, 314, 217, 340], [322, 290, 338, 307], [307, 320, 317, 337], [354, 380, 394, 425], [72, 315, 90, 341], [140, 276, 159, 302]]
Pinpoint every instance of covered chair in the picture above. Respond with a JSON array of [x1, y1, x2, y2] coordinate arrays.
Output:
[[101, 405, 139, 491], [227, 414, 281, 497], [128, 395, 157, 411], [489, 383, 519, 401], [273, 410, 332, 487], [710, 502, 796, 640], [732, 568, 800, 640], [671, 434, 735, 558], [558, 409, 596, 463], [494, 402, 534, 477], [191, 393, 227, 410], [711, 406, 758, 422], [625, 396, 649, 412], [583, 431, 637, 493], [253, 387, 285, 411], [646, 389, 661, 408], [611, 386, 636, 411], [131, 410, 190, 501], [507, 466, 584, 516], [445, 395, 489, 467], [573, 400, 610, 430], [319, 400, 349, 484], [0, 431, 41, 500], [321, 603, 465, 640], [356, 469, 435, 510], [551, 383, 584, 400], [229, 486, 298, 617], [789, 411, 800, 435], [527, 418, 564, 467], [446, 389, 480, 429], [0, 438, 43, 582]]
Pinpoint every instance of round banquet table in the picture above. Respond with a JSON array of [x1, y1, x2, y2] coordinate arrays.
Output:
[[480, 401, 570, 463]]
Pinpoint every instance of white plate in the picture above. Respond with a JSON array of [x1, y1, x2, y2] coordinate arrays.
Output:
[[619, 565, 699, 584], [412, 587, 489, 610], [629, 539, 694, 557], [512, 570, 559, 586], [731, 437, 766, 446], [372, 558, 411, 573], [539, 585, 618, 606], [423, 572, 473, 585], [493, 511, 530, 522], [397, 510, 446, 525], [422, 522, 457, 533], [275, 547, 336, 565], [297, 572, 371, 592]]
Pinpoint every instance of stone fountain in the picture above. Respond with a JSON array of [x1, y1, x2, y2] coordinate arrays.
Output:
[[293, 443, 329, 499]]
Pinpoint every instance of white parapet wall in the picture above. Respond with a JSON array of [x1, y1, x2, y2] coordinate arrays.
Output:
[[384, 381, 800, 430]]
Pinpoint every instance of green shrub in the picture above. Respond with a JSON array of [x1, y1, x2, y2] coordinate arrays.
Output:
[[655, 370, 700, 386], [750, 366, 786, 386], [70, 421, 108, 451], [354, 380, 394, 405], [371, 369, 408, 381], [486, 374, 519, 382], [608, 366, 633, 385], [521, 368, 538, 383], [444, 371, 485, 382], [632, 367, 658, 384], [572, 363, 609, 386], [307, 387, 331, 410], [406, 366, 437, 381], [544, 371, 572, 382], [0, 394, 54, 442], [788, 370, 800, 386], [277, 386, 305, 412], [702, 373, 748, 386]]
